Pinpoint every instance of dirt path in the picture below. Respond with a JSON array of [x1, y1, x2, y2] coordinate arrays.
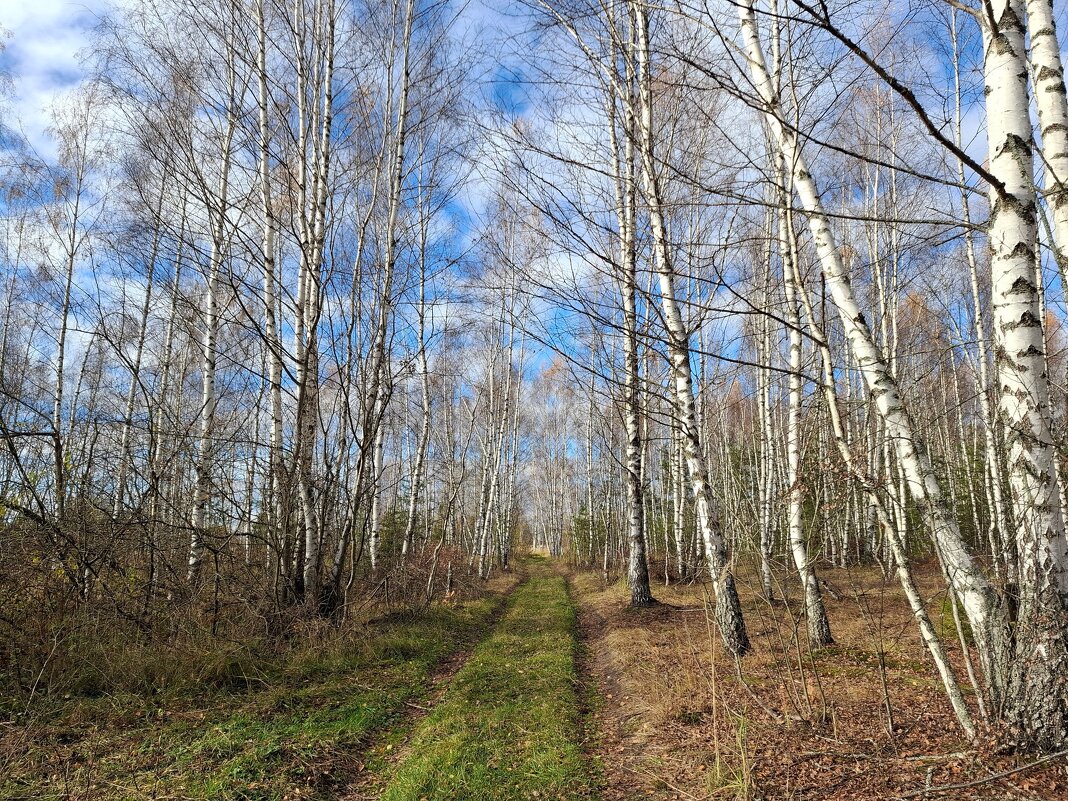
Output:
[[572, 575, 691, 801], [336, 573, 523, 801], [367, 558, 596, 801]]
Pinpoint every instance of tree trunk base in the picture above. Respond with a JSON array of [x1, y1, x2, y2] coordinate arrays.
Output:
[[1005, 598, 1068, 752], [715, 572, 750, 657]]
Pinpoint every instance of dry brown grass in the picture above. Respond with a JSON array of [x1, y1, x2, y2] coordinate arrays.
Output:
[[0, 550, 522, 801], [572, 562, 1068, 801]]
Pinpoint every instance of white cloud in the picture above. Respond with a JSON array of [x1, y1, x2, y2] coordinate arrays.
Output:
[[1, 0, 111, 160]]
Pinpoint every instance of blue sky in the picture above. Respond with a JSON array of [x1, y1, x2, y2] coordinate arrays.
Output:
[[0, 0, 109, 158]]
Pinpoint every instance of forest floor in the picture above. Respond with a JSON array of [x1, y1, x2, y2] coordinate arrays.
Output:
[[7, 557, 1068, 800], [1, 556, 600, 801], [1, 570, 522, 801], [569, 561, 1068, 801]]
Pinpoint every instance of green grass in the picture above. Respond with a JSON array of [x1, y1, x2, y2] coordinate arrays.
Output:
[[1, 596, 506, 801], [380, 561, 596, 801]]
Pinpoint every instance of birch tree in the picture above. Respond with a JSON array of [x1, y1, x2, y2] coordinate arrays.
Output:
[[631, 0, 748, 654]]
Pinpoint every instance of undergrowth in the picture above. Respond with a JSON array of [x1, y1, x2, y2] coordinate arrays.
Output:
[[1, 592, 509, 801]]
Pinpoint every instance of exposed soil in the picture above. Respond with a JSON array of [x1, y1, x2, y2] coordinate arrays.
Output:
[[571, 563, 1068, 800]]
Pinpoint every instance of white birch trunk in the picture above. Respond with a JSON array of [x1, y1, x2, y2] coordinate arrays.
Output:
[[633, 1, 747, 654], [738, 0, 1007, 695], [982, 0, 1068, 748], [608, 17, 654, 604], [188, 45, 237, 582], [367, 0, 416, 573], [788, 232, 976, 737], [777, 160, 832, 646], [258, 0, 286, 569], [299, 0, 336, 604]]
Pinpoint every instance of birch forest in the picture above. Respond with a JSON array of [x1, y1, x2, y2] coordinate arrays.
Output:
[[3, 0, 1068, 798]]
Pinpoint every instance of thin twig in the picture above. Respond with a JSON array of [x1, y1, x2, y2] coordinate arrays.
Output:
[[622, 764, 701, 800], [897, 750, 1068, 799]]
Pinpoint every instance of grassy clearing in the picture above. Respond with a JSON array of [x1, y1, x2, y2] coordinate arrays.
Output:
[[380, 560, 595, 801], [1, 591, 511, 801]]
